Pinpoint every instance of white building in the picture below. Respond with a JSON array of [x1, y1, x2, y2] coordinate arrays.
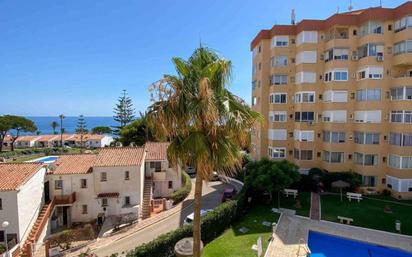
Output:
[[0, 163, 46, 248], [14, 136, 41, 148]]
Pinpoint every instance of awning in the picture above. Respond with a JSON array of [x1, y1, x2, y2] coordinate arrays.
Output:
[[97, 192, 119, 198]]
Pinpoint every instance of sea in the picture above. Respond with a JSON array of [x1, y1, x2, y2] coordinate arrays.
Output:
[[26, 116, 117, 135]]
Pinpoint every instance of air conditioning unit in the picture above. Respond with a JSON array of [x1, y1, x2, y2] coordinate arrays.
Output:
[[307, 121, 313, 126], [377, 56, 384, 62], [352, 55, 359, 61], [349, 114, 354, 119]]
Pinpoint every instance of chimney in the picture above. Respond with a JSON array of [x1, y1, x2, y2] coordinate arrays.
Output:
[[291, 9, 296, 25]]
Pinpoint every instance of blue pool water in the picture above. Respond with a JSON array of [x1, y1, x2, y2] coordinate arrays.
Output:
[[32, 156, 58, 163], [308, 231, 412, 257]]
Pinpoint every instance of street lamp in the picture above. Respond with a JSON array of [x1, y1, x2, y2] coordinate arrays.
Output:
[[2, 221, 9, 257]]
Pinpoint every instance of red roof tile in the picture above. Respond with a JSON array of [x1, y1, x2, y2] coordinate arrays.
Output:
[[0, 163, 43, 191], [50, 154, 97, 175], [94, 147, 145, 167], [144, 142, 169, 161]]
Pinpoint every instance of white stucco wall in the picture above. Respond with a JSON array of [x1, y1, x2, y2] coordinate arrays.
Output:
[[0, 191, 19, 242], [16, 167, 46, 242], [146, 160, 182, 198]]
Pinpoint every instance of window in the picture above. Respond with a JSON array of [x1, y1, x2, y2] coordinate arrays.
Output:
[[391, 87, 412, 100], [354, 152, 378, 166], [268, 147, 286, 158], [268, 129, 287, 140], [324, 48, 349, 62], [293, 149, 313, 160], [389, 155, 412, 169], [323, 91, 348, 102], [322, 151, 344, 163], [100, 172, 107, 182], [102, 198, 108, 207], [386, 176, 412, 193], [390, 110, 412, 123], [362, 176, 377, 187], [271, 55, 288, 67], [323, 131, 345, 143], [82, 205, 88, 214], [296, 31, 318, 45], [125, 171, 130, 180], [168, 181, 173, 189], [295, 92, 315, 103], [55, 180, 63, 190], [393, 40, 412, 55], [269, 111, 287, 122], [272, 36, 289, 47], [296, 51, 317, 64], [389, 133, 412, 146], [271, 74, 288, 85], [124, 196, 131, 206], [353, 132, 380, 144], [80, 179, 87, 188], [357, 43, 384, 58], [295, 72, 316, 84], [270, 93, 287, 104], [394, 16, 412, 32], [252, 96, 257, 106], [358, 66, 383, 80], [354, 111, 381, 123], [333, 70, 348, 81], [150, 161, 162, 171], [322, 110, 347, 123], [294, 130, 314, 142], [359, 21, 383, 36], [0, 198, 2, 210], [356, 88, 381, 101], [295, 112, 315, 122]]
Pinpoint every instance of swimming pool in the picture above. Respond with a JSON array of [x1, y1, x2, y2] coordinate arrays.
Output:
[[308, 230, 412, 257], [29, 156, 58, 164]]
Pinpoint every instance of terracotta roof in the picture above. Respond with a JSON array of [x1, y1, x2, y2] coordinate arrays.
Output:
[[251, 2, 412, 49], [37, 135, 59, 142], [97, 192, 119, 198], [50, 134, 75, 141], [0, 163, 43, 191], [94, 147, 145, 167], [145, 142, 169, 161], [50, 154, 97, 175], [71, 134, 106, 141], [15, 136, 41, 142]]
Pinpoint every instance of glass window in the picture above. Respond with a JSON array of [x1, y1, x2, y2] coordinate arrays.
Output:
[[271, 74, 288, 85], [100, 172, 107, 182], [55, 180, 63, 190], [80, 179, 87, 188]]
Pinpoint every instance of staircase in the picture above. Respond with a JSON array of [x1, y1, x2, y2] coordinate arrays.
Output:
[[141, 178, 153, 219], [20, 202, 53, 257]]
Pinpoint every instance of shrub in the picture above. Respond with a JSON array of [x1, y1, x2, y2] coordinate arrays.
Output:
[[0, 244, 6, 254], [170, 172, 191, 205], [382, 189, 392, 196]]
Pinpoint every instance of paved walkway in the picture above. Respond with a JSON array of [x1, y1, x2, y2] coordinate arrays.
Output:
[[265, 214, 412, 257], [309, 192, 320, 220]]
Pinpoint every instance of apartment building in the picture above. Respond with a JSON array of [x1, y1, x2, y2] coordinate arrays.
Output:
[[250, 2, 412, 199]]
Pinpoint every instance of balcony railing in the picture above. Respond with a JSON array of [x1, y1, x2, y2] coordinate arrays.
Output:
[[54, 192, 76, 205]]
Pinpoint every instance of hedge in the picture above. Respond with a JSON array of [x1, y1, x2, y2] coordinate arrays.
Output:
[[127, 189, 246, 257], [170, 171, 192, 204]]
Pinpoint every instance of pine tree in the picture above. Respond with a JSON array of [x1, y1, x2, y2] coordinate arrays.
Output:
[[113, 90, 135, 134], [76, 115, 88, 153]]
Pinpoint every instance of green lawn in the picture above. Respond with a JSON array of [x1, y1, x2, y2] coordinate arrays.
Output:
[[202, 205, 280, 257], [321, 194, 412, 235], [273, 191, 311, 217]]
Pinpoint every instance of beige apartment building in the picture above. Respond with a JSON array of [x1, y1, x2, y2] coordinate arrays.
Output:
[[250, 2, 412, 199]]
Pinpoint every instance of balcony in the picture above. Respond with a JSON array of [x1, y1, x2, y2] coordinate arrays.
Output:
[[54, 192, 76, 205]]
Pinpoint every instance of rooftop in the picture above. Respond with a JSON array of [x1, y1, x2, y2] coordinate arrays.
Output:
[[94, 147, 146, 167], [50, 154, 97, 175], [0, 163, 43, 191], [144, 142, 170, 161]]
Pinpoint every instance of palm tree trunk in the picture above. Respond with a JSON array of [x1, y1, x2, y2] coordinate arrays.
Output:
[[192, 171, 203, 257]]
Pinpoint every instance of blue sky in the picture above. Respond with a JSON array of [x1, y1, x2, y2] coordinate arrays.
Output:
[[0, 0, 405, 116]]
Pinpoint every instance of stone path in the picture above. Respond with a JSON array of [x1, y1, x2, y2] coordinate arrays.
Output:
[[309, 192, 320, 220], [265, 214, 412, 257]]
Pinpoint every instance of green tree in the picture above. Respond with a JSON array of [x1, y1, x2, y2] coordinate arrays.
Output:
[[76, 115, 88, 153], [119, 112, 154, 146], [113, 90, 135, 134], [244, 158, 301, 204], [0, 116, 12, 152], [91, 126, 112, 135], [51, 121, 59, 135], [147, 47, 261, 257], [0, 115, 37, 151]]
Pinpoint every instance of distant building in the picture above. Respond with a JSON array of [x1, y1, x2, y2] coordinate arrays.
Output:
[[250, 2, 412, 199]]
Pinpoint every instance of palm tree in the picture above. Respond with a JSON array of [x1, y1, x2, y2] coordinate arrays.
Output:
[[51, 121, 59, 135], [147, 47, 261, 257]]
